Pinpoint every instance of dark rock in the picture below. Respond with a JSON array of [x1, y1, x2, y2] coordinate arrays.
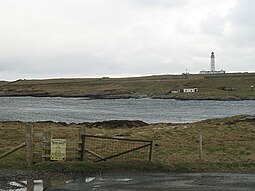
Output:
[[90, 120, 148, 128]]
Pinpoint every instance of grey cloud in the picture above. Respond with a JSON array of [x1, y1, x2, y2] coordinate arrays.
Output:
[[226, 0, 255, 47], [0, 0, 254, 80], [174, 21, 195, 35], [198, 14, 226, 36]]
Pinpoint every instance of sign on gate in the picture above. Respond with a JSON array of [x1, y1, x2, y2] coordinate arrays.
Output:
[[50, 139, 66, 161]]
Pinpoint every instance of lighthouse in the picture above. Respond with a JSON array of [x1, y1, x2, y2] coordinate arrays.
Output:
[[199, 52, 225, 74], [211, 52, 215, 72]]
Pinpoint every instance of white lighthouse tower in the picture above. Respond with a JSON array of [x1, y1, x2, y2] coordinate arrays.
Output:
[[199, 52, 225, 74], [211, 52, 215, 72]]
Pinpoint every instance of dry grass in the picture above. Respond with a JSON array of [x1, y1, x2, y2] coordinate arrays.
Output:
[[0, 115, 254, 172]]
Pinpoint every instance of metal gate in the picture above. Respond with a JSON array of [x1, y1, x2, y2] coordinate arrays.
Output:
[[79, 135, 153, 162]]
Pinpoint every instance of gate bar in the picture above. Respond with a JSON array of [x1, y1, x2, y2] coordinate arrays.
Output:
[[95, 143, 151, 162], [84, 134, 152, 143], [0, 142, 26, 160]]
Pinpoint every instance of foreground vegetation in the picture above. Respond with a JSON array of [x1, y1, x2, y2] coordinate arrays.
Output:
[[0, 115, 254, 172], [0, 73, 255, 100]]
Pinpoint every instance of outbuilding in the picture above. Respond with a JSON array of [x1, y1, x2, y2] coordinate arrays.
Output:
[[181, 88, 198, 93]]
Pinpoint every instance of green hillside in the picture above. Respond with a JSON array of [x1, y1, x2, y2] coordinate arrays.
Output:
[[0, 73, 255, 100]]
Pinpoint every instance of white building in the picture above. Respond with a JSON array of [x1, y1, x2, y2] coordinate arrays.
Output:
[[199, 70, 225, 74], [181, 88, 198, 93]]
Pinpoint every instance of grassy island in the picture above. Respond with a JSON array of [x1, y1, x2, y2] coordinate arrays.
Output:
[[0, 73, 255, 100]]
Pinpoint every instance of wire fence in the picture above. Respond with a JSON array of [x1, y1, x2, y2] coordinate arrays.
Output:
[[81, 135, 153, 162]]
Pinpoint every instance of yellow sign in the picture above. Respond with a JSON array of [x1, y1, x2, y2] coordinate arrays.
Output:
[[50, 139, 66, 161]]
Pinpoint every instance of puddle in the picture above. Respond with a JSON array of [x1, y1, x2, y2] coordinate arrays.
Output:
[[2, 173, 255, 191], [4, 176, 133, 190], [5, 179, 71, 191], [85, 177, 96, 183], [85, 176, 132, 183], [8, 180, 43, 191]]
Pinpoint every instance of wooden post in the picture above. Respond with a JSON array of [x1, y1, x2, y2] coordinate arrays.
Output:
[[43, 178, 52, 189], [149, 141, 153, 161], [79, 127, 86, 161], [79, 126, 85, 138], [43, 130, 52, 161], [199, 132, 203, 161], [81, 135, 85, 161], [26, 125, 34, 166]]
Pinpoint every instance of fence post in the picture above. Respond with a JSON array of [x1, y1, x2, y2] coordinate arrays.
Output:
[[199, 132, 203, 161], [149, 141, 153, 161], [81, 135, 85, 161], [26, 125, 34, 166], [43, 130, 52, 161], [79, 127, 86, 161]]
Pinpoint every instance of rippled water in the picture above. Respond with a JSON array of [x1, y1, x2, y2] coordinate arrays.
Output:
[[0, 97, 254, 123]]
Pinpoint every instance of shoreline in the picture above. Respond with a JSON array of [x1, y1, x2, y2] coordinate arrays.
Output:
[[1, 94, 255, 101]]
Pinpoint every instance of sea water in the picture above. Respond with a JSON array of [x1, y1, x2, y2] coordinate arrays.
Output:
[[0, 97, 254, 123]]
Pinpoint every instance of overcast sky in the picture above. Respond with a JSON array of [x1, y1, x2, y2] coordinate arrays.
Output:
[[0, 0, 254, 80]]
